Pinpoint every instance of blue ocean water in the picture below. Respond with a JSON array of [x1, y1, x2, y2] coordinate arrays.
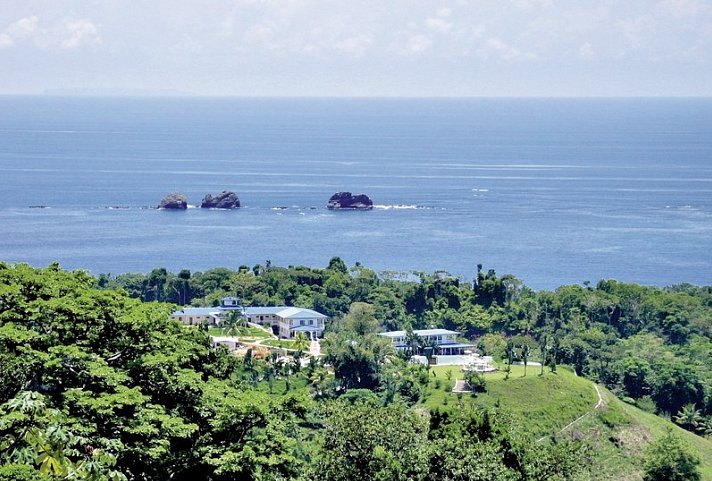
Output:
[[0, 96, 711, 289]]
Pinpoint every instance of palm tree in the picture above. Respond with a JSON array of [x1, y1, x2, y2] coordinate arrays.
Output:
[[674, 403, 704, 432], [504, 340, 515, 380], [293, 332, 310, 352], [221, 310, 243, 337], [292, 349, 303, 372], [422, 337, 439, 364], [521, 342, 531, 377], [538, 334, 548, 376], [404, 326, 422, 355], [549, 335, 559, 373]]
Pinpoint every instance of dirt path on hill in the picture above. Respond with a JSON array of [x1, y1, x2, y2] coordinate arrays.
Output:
[[537, 382, 604, 443]]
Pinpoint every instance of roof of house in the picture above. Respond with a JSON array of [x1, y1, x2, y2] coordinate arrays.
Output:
[[173, 305, 328, 320], [276, 307, 329, 319], [244, 306, 289, 316], [379, 328, 461, 338], [172, 307, 221, 317]]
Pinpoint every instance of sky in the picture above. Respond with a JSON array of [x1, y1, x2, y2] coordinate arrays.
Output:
[[0, 0, 711, 97]]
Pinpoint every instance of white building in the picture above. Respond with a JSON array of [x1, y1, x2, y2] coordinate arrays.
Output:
[[211, 336, 239, 351], [245, 306, 328, 340], [171, 297, 328, 340], [379, 328, 473, 356], [170, 307, 222, 326]]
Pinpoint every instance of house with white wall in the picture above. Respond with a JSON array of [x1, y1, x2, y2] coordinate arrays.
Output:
[[170, 307, 223, 326], [171, 297, 328, 339], [244, 306, 328, 339], [379, 328, 473, 356]]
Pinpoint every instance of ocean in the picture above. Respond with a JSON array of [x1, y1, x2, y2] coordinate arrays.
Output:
[[0, 96, 710, 290]]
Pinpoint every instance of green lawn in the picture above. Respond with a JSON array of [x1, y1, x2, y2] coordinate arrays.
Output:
[[421, 364, 597, 438], [208, 326, 273, 339], [421, 364, 712, 480], [260, 338, 298, 350]]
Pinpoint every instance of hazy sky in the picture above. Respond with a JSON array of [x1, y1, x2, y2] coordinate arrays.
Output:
[[1, 0, 711, 96]]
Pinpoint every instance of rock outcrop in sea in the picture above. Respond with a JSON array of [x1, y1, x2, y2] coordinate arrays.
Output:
[[158, 192, 188, 210], [326, 192, 373, 210], [201, 191, 241, 209]]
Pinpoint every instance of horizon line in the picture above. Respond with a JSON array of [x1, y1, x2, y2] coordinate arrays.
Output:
[[1, 93, 711, 100]]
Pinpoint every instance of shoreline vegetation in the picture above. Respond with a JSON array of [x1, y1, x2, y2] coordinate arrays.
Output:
[[1, 259, 711, 481]]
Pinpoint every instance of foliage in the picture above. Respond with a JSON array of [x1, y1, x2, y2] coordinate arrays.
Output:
[[0, 391, 126, 481], [4, 260, 712, 480], [674, 403, 705, 432], [464, 370, 487, 393], [0, 263, 308, 480], [322, 302, 395, 391], [313, 401, 430, 481], [643, 430, 701, 481]]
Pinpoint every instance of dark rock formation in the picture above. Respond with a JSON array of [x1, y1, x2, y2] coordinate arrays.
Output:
[[201, 191, 241, 209], [158, 192, 188, 210], [326, 192, 373, 210]]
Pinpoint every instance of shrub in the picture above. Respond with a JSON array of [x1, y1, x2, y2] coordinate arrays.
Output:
[[597, 403, 631, 428], [643, 430, 701, 481], [633, 395, 656, 413]]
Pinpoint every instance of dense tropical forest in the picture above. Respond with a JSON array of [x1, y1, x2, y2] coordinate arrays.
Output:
[[1, 259, 711, 480], [99, 258, 712, 426]]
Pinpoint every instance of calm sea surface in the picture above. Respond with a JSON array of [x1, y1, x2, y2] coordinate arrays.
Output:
[[0, 96, 711, 289]]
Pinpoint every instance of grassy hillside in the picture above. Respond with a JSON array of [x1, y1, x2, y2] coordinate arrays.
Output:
[[420, 364, 712, 480], [423, 364, 597, 438], [567, 386, 712, 481]]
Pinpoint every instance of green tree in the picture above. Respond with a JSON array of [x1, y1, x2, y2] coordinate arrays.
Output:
[[673, 403, 704, 432], [341, 302, 380, 336], [521, 342, 531, 377], [477, 333, 506, 361], [617, 356, 651, 399], [322, 330, 395, 391], [504, 340, 515, 380], [327, 256, 348, 275], [404, 325, 422, 356], [314, 401, 429, 481], [0, 391, 126, 481], [293, 332, 310, 352], [643, 430, 701, 481], [221, 310, 244, 336]]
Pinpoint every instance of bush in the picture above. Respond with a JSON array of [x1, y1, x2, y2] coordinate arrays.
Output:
[[643, 430, 701, 481], [398, 379, 421, 405], [0, 465, 50, 481], [597, 403, 631, 428], [636, 396, 657, 413], [464, 370, 487, 393]]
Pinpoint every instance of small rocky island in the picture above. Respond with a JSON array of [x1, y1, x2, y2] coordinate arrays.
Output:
[[201, 191, 241, 209], [158, 192, 188, 210], [326, 192, 373, 210]]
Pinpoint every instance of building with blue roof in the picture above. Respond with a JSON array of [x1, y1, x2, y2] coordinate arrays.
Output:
[[379, 328, 473, 356], [171, 307, 223, 326], [246, 306, 328, 339], [171, 297, 328, 339]]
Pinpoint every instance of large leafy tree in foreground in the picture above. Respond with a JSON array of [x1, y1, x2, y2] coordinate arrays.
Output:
[[0, 263, 305, 480], [313, 401, 429, 481]]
